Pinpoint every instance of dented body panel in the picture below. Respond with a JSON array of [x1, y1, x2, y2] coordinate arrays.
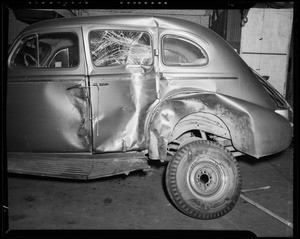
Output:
[[80, 25, 159, 153], [7, 15, 293, 179], [147, 92, 292, 160], [7, 76, 91, 152], [7, 27, 91, 152], [89, 70, 157, 152]]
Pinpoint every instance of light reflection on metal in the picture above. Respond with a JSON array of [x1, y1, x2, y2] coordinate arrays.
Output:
[[7, 15, 293, 169]]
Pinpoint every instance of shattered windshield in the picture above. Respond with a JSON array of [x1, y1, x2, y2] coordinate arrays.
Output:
[[89, 30, 152, 67]]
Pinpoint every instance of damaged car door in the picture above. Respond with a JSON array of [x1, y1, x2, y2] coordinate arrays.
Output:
[[7, 28, 91, 152], [84, 27, 157, 152]]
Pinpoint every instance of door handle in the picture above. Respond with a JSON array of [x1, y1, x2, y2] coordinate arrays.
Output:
[[92, 83, 109, 87], [66, 84, 87, 90]]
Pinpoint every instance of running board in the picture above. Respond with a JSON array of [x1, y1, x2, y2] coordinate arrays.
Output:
[[7, 152, 151, 180]]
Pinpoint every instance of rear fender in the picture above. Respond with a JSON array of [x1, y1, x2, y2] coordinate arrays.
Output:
[[147, 92, 292, 161], [147, 92, 253, 160]]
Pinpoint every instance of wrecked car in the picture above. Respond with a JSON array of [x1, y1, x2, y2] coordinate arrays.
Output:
[[7, 15, 293, 220]]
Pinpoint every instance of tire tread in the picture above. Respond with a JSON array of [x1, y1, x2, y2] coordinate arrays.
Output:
[[166, 140, 242, 220]]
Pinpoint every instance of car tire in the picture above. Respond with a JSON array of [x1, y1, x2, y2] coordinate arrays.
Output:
[[166, 140, 241, 219]]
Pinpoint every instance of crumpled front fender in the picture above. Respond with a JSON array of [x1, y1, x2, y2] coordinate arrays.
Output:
[[147, 92, 292, 160]]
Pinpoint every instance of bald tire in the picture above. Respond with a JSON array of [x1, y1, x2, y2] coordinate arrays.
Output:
[[166, 140, 241, 219]]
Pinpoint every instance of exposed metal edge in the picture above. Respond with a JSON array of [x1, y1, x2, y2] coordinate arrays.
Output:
[[166, 77, 238, 80], [163, 73, 238, 79], [232, 152, 244, 157], [7, 151, 147, 159], [242, 52, 287, 56]]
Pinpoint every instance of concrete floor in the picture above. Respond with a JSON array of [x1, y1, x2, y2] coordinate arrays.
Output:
[[6, 144, 294, 237]]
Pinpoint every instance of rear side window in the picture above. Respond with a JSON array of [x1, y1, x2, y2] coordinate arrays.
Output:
[[89, 30, 152, 67], [162, 35, 208, 66], [10, 32, 79, 69]]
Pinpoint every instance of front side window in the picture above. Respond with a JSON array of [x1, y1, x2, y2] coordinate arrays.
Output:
[[49, 49, 69, 68], [12, 36, 38, 67], [10, 32, 79, 69], [163, 35, 208, 66], [89, 30, 152, 67]]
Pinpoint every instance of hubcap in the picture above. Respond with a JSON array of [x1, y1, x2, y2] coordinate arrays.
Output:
[[188, 159, 226, 199]]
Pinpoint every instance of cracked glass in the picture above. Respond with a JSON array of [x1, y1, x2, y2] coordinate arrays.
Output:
[[89, 30, 152, 67]]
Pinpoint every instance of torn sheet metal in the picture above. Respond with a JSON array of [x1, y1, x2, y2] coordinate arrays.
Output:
[[43, 81, 91, 150]]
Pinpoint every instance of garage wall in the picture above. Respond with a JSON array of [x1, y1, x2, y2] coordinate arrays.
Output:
[[240, 8, 293, 97], [8, 9, 29, 46], [210, 10, 242, 53]]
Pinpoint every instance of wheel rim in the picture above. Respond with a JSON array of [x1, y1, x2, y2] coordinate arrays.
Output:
[[187, 157, 227, 201]]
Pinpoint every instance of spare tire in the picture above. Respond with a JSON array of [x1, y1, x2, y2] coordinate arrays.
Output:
[[166, 140, 241, 219]]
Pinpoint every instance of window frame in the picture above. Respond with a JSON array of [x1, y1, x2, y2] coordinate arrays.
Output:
[[48, 48, 70, 68], [161, 34, 209, 67], [9, 32, 80, 70], [10, 34, 38, 69], [88, 29, 154, 69]]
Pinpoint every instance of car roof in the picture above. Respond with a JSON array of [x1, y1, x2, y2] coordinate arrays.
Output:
[[21, 15, 214, 38]]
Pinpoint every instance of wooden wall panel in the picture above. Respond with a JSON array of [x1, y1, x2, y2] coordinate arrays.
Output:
[[261, 9, 293, 53], [240, 9, 264, 53], [259, 55, 289, 95], [240, 8, 293, 96], [241, 55, 260, 72]]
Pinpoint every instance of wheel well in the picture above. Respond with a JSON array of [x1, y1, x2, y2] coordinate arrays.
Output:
[[167, 113, 244, 158], [168, 112, 231, 143]]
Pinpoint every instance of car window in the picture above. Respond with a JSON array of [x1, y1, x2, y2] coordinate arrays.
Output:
[[38, 42, 52, 66], [163, 35, 208, 66], [89, 30, 152, 67], [10, 32, 79, 69], [48, 46, 78, 68], [11, 36, 38, 67], [49, 49, 69, 68]]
